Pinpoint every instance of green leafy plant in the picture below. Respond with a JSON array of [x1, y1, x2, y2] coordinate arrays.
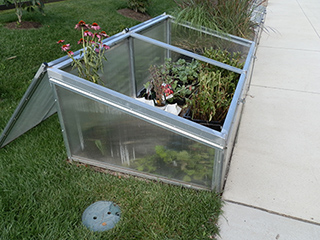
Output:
[[187, 70, 233, 122], [202, 47, 244, 80], [3, 0, 45, 23], [133, 143, 215, 185], [142, 49, 244, 125], [167, 58, 199, 103], [127, 0, 150, 13], [143, 58, 200, 105], [57, 21, 110, 85], [147, 63, 175, 106], [187, 48, 244, 122], [169, 58, 199, 83]]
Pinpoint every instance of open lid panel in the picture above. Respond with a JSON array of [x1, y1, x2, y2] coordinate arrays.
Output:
[[0, 59, 65, 148]]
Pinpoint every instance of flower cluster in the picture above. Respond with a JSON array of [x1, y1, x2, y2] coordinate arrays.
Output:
[[57, 21, 110, 84], [161, 83, 174, 97]]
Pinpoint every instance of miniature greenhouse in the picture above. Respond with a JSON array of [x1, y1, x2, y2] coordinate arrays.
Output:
[[0, 13, 265, 191]]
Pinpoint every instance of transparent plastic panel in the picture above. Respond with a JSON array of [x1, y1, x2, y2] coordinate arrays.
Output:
[[100, 41, 132, 96], [55, 86, 215, 189], [169, 20, 250, 58], [0, 69, 56, 148], [136, 20, 167, 42], [133, 38, 167, 92]]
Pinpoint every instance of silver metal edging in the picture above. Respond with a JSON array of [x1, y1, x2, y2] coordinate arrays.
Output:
[[129, 32, 244, 74], [221, 41, 256, 137], [48, 73, 225, 150], [165, 17, 171, 59], [212, 149, 224, 191], [50, 85, 72, 159], [128, 38, 137, 97]]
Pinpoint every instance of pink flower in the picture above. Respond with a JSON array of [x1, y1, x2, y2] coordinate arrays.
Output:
[[67, 51, 74, 56], [75, 20, 89, 30], [94, 43, 109, 53], [61, 44, 70, 51], [102, 44, 110, 50], [84, 30, 94, 37], [162, 84, 173, 96], [91, 22, 100, 31], [77, 38, 86, 44], [99, 31, 109, 38], [164, 88, 173, 96], [57, 39, 65, 44], [95, 33, 102, 42]]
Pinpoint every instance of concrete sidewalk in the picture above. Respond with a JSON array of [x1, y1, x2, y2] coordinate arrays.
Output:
[[217, 0, 320, 239]]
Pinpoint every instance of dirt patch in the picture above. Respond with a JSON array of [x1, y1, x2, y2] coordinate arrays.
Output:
[[5, 21, 42, 30], [117, 8, 152, 22]]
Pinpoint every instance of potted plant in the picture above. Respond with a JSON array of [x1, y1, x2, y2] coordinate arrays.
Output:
[[183, 48, 244, 130], [140, 58, 200, 108], [146, 63, 174, 107]]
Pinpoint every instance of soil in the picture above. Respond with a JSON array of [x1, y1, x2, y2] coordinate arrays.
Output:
[[117, 8, 152, 22], [5, 21, 42, 30], [4, 8, 151, 30]]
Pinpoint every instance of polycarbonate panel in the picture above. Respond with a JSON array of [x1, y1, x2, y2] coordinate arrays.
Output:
[[0, 64, 56, 147], [169, 20, 251, 57], [133, 38, 167, 91], [136, 19, 167, 43], [55, 85, 215, 189], [100, 41, 132, 96]]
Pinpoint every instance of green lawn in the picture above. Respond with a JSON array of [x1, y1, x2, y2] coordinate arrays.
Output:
[[0, 0, 223, 239]]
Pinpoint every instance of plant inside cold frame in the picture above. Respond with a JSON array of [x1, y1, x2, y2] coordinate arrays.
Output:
[[139, 48, 244, 124]]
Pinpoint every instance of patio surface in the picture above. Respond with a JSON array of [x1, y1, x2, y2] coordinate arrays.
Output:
[[217, 0, 320, 239]]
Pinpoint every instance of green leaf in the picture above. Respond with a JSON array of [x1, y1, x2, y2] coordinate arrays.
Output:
[[182, 175, 192, 182]]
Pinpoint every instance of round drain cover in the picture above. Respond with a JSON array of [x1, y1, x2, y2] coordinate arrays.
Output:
[[82, 201, 121, 232]]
